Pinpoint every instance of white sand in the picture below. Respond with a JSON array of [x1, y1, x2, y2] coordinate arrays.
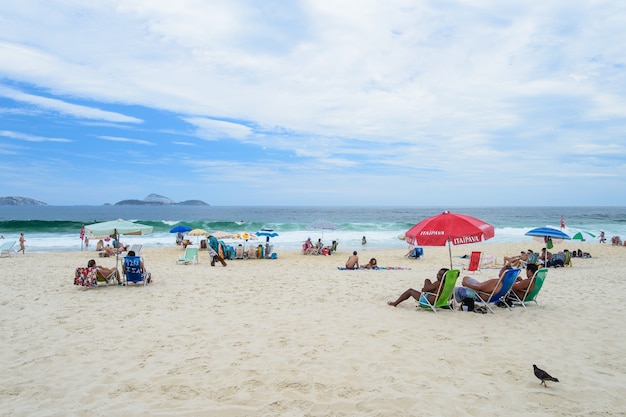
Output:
[[1, 242, 625, 416]]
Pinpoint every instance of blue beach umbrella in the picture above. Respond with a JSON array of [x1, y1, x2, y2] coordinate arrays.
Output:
[[525, 227, 571, 248], [257, 229, 279, 242], [525, 227, 571, 240], [169, 225, 192, 234]]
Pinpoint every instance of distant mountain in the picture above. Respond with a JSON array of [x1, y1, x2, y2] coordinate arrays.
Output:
[[143, 193, 175, 204], [114, 194, 209, 206], [0, 196, 48, 206]]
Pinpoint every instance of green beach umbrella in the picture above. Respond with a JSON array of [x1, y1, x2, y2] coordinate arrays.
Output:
[[572, 231, 596, 241]]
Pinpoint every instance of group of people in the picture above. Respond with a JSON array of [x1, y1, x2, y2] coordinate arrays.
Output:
[[302, 238, 338, 255], [95, 239, 128, 257], [344, 251, 378, 269], [610, 235, 626, 246], [387, 264, 539, 308], [86, 250, 152, 286]]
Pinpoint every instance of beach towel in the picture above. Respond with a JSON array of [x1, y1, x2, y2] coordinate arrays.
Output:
[[337, 266, 411, 270]]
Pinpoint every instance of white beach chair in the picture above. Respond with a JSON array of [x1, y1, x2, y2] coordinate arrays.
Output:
[[0, 241, 17, 257]]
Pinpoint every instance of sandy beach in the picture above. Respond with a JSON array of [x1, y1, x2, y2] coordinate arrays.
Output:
[[1, 241, 625, 416]]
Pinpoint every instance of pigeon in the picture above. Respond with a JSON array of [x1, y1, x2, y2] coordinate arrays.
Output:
[[533, 364, 559, 387]]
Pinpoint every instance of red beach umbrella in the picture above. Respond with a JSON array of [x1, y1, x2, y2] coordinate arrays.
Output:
[[405, 211, 495, 268]]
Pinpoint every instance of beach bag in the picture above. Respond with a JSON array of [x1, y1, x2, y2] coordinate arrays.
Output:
[[460, 297, 474, 312]]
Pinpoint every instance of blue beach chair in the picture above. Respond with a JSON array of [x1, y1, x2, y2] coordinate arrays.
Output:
[[473, 268, 520, 313]]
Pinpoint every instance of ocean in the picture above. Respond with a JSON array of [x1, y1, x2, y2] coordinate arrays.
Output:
[[0, 206, 624, 253]]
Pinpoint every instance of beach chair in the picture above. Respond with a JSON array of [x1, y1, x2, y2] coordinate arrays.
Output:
[[520, 252, 539, 269], [408, 247, 424, 259], [95, 267, 120, 285], [462, 251, 482, 273], [418, 269, 460, 313], [481, 254, 496, 268], [123, 255, 148, 286], [177, 247, 199, 264], [473, 268, 520, 313], [0, 240, 17, 257], [74, 267, 116, 287], [508, 268, 548, 309], [74, 267, 99, 287], [563, 250, 572, 267], [234, 245, 244, 259]]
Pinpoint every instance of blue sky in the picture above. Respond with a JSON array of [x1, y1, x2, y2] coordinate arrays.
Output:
[[1, 1, 625, 206]]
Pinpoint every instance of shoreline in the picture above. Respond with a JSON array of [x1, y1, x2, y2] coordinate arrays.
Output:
[[2, 241, 625, 415]]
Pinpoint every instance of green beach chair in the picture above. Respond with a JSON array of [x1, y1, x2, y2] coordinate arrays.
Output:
[[177, 247, 199, 265], [418, 269, 460, 313], [509, 268, 548, 309]]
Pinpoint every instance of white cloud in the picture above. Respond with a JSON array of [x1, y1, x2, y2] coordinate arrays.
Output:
[[0, 84, 143, 123], [184, 117, 253, 140], [99, 136, 154, 146], [0, 130, 71, 143], [0, 0, 625, 204]]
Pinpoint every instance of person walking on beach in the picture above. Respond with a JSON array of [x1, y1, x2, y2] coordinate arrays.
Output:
[[18, 232, 25, 254], [362, 236, 367, 245], [388, 268, 449, 307], [346, 251, 359, 269]]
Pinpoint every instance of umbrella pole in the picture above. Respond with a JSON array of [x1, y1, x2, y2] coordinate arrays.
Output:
[[448, 239, 453, 270], [115, 230, 121, 285]]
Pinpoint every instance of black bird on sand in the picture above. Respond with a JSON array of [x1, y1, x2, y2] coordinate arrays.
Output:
[[533, 364, 559, 387]]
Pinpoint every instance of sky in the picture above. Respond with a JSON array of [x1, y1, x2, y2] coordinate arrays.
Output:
[[1, 1, 626, 206]]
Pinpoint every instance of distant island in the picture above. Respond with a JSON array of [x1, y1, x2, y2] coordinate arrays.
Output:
[[114, 193, 209, 206], [0, 194, 208, 206], [0, 196, 48, 206]]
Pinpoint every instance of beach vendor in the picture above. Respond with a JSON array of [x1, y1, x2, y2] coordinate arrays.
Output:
[[208, 235, 227, 267]]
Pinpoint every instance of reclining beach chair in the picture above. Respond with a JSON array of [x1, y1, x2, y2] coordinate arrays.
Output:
[[418, 269, 460, 313], [95, 267, 120, 285], [508, 268, 548, 309], [123, 255, 149, 286], [74, 267, 117, 287], [473, 268, 520, 313], [407, 247, 424, 259], [0, 240, 16, 258], [520, 252, 539, 269], [462, 251, 482, 273], [74, 267, 99, 287], [177, 247, 199, 264]]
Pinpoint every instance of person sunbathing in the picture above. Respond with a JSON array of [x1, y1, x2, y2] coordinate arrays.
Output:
[[100, 245, 116, 257], [363, 258, 378, 269], [457, 264, 538, 302], [87, 259, 121, 285], [503, 250, 531, 267], [387, 268, 448, 306]]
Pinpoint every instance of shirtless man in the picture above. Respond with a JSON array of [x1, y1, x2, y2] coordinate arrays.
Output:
[[460, 264, 538, 301], [345, 251, 359, 269], [387, 268, 449, 307]]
